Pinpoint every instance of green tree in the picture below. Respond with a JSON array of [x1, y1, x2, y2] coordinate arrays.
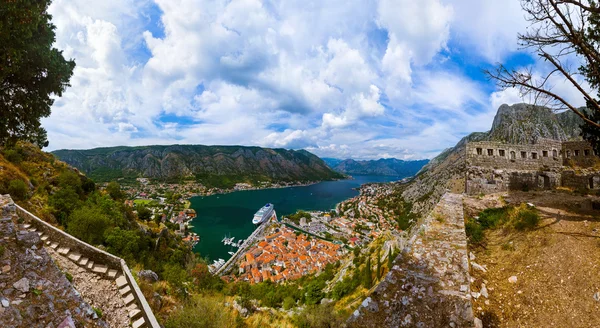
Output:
[[106, 181, 123, 200], [283, 296, 296, 310], [8, 179, 28, 200], [57, 171, 82, 194], [0, 0, 75, 147], [387, 246, 395, 270], [49, 187, 81, 224], [104, 228, 140, 261], [376, 248, 381, 280], [67, 206, 111, 245], [137, 206, 152, 221], [363, 257, 372, 289]]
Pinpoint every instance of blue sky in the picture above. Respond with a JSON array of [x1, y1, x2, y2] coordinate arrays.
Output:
[[43, 0, 587, 159]]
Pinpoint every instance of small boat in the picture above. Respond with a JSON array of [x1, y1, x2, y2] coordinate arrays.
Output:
[[228, 251, 235, 255]]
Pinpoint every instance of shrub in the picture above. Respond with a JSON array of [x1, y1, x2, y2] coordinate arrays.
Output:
[[65, 272, 73, 282], [465, 219, 484, 244], [283, 296, 296, 310], [292, 303, 344, 328], [8, 179, 28, 200], [3, 149, 22, 164], [510, 204, 540, 230], [165, 295, 237, 328]]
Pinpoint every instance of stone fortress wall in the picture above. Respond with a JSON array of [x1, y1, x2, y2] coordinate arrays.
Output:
[[10, 198, 160, 328], [465, 139, 600, 194]]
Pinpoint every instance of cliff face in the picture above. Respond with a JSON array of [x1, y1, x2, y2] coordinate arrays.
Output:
[[487, 103, 583, 144], [52, 145, 343, 184], [329, 158, 429, 177]]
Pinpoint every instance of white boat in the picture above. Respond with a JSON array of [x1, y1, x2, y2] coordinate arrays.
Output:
[[253, 203, 274, 225], [228, 251, 235, 255]]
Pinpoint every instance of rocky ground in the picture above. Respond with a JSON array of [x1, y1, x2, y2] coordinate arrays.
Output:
[[48, 247, 130, 327], [0, 200, 107, 328], [348, 193, 474, 327], [464, 191, 600, 327]]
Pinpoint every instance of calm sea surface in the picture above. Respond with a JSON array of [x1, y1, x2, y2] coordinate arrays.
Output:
[[189, 175, 399, 261]]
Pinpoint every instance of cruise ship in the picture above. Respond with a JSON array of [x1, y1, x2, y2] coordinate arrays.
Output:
[[252, 203, 274, 225]]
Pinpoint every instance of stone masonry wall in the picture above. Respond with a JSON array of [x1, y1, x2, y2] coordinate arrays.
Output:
[[466, 167, 561, 195], [562, 141, 597, 167], [9, 197, 160, 328], [466, 139, 563, 170], [466, 139, 600, 195], [348, 193, 475, 327]]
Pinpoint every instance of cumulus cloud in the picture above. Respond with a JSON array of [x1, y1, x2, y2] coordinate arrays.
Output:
[[44, 0, 557, 160]]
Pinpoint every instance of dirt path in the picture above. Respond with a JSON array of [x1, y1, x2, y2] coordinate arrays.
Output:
[[464, 191, 600, 327]]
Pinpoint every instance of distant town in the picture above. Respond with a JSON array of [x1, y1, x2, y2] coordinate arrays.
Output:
[[110, 176, 411, 284]]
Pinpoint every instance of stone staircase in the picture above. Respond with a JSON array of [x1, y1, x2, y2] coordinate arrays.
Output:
[[22, 223, 147, 328]]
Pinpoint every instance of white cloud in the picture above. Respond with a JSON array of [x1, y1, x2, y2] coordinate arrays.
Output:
[[43, 0, 573, 160]]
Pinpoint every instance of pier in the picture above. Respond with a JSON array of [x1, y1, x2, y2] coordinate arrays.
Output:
[[213, 211, 277, 276]]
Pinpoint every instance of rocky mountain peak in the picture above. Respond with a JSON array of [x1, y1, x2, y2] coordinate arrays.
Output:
[[487, 103, 582, 144]]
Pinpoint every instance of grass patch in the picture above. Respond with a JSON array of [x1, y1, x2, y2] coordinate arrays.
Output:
[[32, 288, 42, 296], [466, 204, 540, 244], [65, 272, 73, 283], [93, 306, 103, 318], [133, 199, 154, 206]]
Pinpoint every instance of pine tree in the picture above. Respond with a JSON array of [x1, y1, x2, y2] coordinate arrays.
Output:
[[363, 257, 372, 289], [376, 248, 381, 280]]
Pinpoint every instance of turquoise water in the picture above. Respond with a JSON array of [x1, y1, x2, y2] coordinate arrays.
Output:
[[189, 175, 399, 261]]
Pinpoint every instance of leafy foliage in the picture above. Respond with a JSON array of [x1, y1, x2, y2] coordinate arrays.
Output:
[[0, 0, 75, 147], [67, 206, 111, 245], [8, 179, 28, 200]]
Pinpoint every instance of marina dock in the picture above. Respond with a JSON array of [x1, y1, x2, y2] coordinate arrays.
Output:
[[213, 211, 277, 276]]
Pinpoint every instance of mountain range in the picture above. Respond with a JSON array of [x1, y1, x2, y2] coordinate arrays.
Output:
[[323, 158, 429, 177], [52, 145, 343, 188]]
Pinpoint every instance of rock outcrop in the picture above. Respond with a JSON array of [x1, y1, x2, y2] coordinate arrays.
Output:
[[488, 103, 583, 144]]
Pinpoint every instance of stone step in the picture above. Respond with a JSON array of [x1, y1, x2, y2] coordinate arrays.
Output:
[[78, 257, 89, 267], [132, 317, 146, 328], [115, 275, 128, 288], [45, 240, 51, 246], [123, 293, 135, 306], [68, 252, 82, 262], [57, 247, 70, 256], [50, 242, 59, 250], [107, 269, 118, 279], [87, 261, 94, 270], [23, 224, 31, 229], [37, 231, 43, 236], [127, 303, 139, 312], [41, 235, 49, 242], [92, 264, 108, 275], [28, 228, 37, 233], [119, 285, 131, 296], [129, 308, 142, 320]]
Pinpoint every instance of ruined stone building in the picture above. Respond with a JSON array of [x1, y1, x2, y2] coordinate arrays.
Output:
[[465, 138, 600, 194]]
